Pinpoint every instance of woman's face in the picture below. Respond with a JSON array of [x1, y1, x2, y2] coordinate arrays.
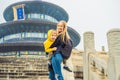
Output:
[[57, 22, 64, 33]]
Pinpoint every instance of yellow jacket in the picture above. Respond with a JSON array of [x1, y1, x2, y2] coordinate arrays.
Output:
[[43, 30, 55, 53]]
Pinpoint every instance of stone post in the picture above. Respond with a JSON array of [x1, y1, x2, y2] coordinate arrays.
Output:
[[107, 28, 120, 80], [83, 31, 95, 80]]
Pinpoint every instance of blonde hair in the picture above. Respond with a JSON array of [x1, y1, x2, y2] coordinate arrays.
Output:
[[57, 20, 70, 43]]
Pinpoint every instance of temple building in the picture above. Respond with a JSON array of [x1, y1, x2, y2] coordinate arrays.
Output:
[[0, 1, 82, 80]]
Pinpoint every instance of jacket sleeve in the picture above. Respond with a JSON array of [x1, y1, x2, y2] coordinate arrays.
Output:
[[45, 47, 54, 53], [44, 42, 54, 53]]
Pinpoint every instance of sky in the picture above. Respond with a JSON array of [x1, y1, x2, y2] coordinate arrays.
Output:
[[0, 0, 120, 51]]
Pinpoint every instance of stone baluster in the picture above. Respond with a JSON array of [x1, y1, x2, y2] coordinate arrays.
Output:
[[83, 31, 96, 80], [107, 28, 120, 80]]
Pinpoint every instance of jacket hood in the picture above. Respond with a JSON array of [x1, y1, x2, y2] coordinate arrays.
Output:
[[47, 30, 53, 41], [43, 30, 55, 52]]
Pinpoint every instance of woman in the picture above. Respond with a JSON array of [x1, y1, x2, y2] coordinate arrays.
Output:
[[49, 20, 71, 80]]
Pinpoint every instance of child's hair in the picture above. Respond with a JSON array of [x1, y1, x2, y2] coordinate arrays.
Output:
[[47, 29, 57, 39], [51, 30, 57, 36]]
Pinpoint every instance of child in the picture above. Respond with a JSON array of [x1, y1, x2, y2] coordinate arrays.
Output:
[[44, 29, 72, 72], [44, 29, 57, 62]]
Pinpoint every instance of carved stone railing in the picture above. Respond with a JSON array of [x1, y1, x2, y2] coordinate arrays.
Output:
[[83, 28, 120, 80], [89, 52, 108, 80]]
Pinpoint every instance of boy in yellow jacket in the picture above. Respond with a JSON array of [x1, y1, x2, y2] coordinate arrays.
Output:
[[44, 29, 72, 72], [44, 29, 57, 60]]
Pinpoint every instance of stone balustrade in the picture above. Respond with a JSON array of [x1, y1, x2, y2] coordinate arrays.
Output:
[[83, 28, 120, 80], [89, 52, 108, 80]]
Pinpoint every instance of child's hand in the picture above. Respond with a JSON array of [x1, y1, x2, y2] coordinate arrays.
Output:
[[53, 47, 57, 51]]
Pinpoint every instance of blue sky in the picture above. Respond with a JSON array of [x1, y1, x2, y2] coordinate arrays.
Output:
[[0, 0, 120, 51]]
